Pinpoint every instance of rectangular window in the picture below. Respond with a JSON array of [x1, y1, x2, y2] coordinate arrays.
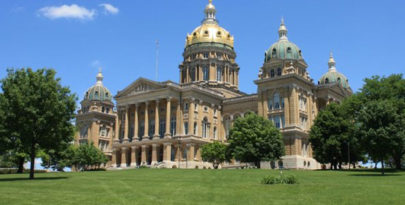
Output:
[[203, 52, 209, 59], [274, 115, 281, 128], [159, 120, 165, 137], [268, 98, 273, 110], [170, 117, 176, 136], [184, 122, 189, 135], [217, 66, 222, 81], [184, 103, 189, 112]]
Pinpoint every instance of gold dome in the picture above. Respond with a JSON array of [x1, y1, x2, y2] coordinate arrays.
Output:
[[185, 0, 234, 48]]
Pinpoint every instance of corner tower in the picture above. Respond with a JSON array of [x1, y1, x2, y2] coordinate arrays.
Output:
[[179, 0, 240, 96], [75, 69, 117, 163], [255, 19, 318, 169]]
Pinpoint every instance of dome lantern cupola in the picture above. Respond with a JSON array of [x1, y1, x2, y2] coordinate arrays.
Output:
[[204, 0, 216, 24], [265, 19, 303, 62], [84, 68, 112, 102], [319, 52, 350, 89]]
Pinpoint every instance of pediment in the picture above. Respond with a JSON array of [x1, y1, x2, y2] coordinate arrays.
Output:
[[115, 78, 164, 98]]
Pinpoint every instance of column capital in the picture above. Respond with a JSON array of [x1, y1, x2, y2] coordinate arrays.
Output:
[[152, 144, 158, 148], [186, 143, 195, 147], [163, 142, 172, 146], [141, 145, 147, 149], [144, 101, 149, 106], [131, 146, 138, 150], [121, 146, 128, 151], [199, 99, 203, 104], [134, 103, 139, 108], [155, 99, 160, 104], [167, 96, 173, 101]]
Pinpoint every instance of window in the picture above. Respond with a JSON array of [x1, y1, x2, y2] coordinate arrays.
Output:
[[184, 122, 189, 135], [190, 68, 195, 81], [106, 108, 110, 113], [106, 92, 109, 97], [300, 116, 308, 129], [287, 47, 292, 53], [193, 122, 197, 135], [299, 96, 307, 111], [217, 66, 223, 81], [274, 115, 281, 128], [277, 68, 282, 76], [80, 126, 88, 138], [268, 97, 273, 110], [159, 120, 165, 137], [95, 91, 99, 98], [203, 52, 209, 59], [99, 126, 107, 137], [213, 127, 217, 140], [203, 65, 209, 81], [214, 109, 217, 116], [149, 119, 155, 137], [195, 103, 198, 111], [274, 93, 280, 109], [217, 52, 223, 60], [202, 118, 209, 138], [183, 148, 187, 160], [337, 77, 341, 82], [170, 117, 176, 136], [325, 78, 329, 83], [102, 106, 105, 113], [224, 117, 231, 138], [270, 69, 275, 77], [184, 103, 189, 112], [204, 106, 208, 112], [272, 49, 277, 58], [139, 121, 144, 138]]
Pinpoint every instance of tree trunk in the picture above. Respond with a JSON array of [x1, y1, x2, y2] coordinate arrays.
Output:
[[338, 162, 342, 170], [333, 162, 337, 170], [17, 157, 25, 173], [29, 146, 36, 179], [381, 158, 385, 175], [393, 155, 402, 170], [255, 161, 261, 169]]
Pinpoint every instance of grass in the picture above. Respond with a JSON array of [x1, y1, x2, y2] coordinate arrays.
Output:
[[0, 169, 404, 205]]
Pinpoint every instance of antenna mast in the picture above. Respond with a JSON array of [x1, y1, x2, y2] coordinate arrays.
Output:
[[155, 40, 159, 81]]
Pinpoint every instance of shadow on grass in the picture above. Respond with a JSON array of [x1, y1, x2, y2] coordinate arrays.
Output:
[[0, 176, 69, 182], [348, 173, 401, 177]]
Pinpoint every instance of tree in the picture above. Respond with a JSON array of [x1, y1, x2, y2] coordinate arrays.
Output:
[[201, 141, 227, 169], [40, 144, 76, 171], [72, 143, 108, 171], [357, 100, 401, 175], [359, 74, 405, 170], [0, 68, 76, 179], [226, 113, 284, 168], [309, 102, 362, 170]]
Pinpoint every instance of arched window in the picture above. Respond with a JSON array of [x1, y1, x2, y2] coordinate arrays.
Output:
[[270, 69, 275, 77], [337, 77, 341, 82], [202, 117, 209, 138], [216, 66, 223, 81], [274, 93, 280, 109], [203, 65, 209, 81], [94, 91, 99, 98], [190, 68, 196, 81], [268, 96, 273, 110], [325, 78, 329, 83], [272, 49, 277, 58], [277, 68, 282, 76], [224, 116, 231, 138]]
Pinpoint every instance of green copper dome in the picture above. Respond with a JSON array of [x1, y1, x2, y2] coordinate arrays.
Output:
[[265, 19, 303, 62], [319, 53, 350, 89], [84, 70, 112, 101]]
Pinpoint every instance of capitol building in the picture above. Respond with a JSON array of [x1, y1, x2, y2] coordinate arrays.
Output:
[[75, 0, 352, 169]]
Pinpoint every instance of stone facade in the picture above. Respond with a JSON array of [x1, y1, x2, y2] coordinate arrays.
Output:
[[75, 0, 352, 170]]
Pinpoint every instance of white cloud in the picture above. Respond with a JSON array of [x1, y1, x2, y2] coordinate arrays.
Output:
[[99, 3, 119, 15], [38, 4, 96, 20]]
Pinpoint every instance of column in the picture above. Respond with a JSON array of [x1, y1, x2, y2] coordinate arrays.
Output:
[[258, 92, 263, 116], [134, 104, 139, 141], [123, 106, 129, 142], [263, 90, 269, 115], [175, 144, 181, 161], [141, 145, 147, 165], [187, 144, 195, 161], [120, 147, 128, 168], [143, 102, 149, 140], [153, 100, 160, 139], [114, 111, 119, 143], [176, 101, 182, 136], [111, 148, 117, 168], [163, 143, 172, 162], [165, 97, 172, 137], [195, 145, 201, 161], [151, 144, 158, 165], [130, 146, 137, 167], [188, 98, 195, 135]]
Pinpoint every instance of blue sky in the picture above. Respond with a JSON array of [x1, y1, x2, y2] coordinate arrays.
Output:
[[1, 0, 404, 105]]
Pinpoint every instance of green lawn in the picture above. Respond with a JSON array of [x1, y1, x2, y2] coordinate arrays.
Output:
[[0, 169, 404, 205]]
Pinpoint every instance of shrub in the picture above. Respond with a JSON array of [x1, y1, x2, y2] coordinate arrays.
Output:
[[261, 173, 298, 185]]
